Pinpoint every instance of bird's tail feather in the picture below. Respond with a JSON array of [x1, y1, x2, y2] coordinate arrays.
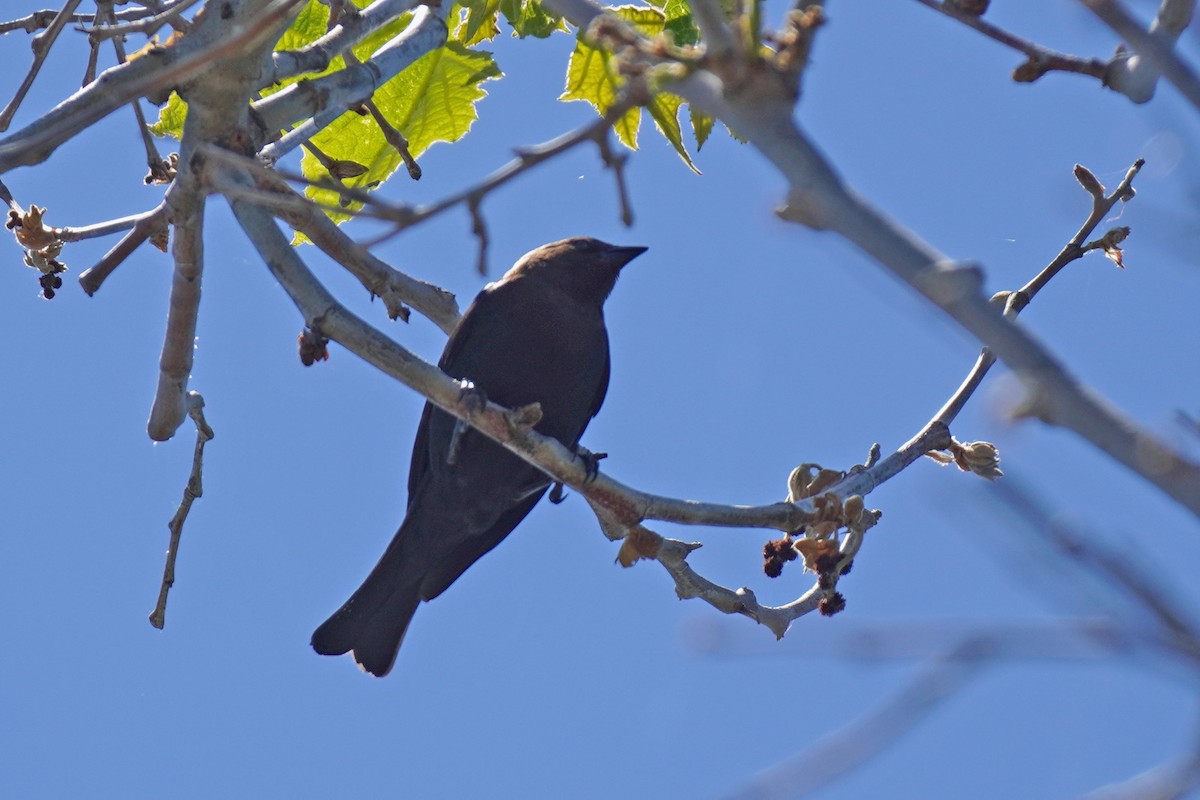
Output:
[[311, 522, 424, 677]]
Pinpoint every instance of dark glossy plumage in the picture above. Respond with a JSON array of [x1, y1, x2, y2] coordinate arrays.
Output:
[[311, 237, 646, 676]]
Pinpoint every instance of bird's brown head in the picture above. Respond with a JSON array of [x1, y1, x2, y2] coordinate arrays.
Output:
[[509, 237, 647, 303]]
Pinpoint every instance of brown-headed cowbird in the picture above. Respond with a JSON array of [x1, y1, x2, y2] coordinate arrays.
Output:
[[311, 237, 646, 676]]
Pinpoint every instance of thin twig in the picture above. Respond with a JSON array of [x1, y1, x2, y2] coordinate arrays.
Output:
[[196, 143, 460, 332], [2, 7, 155, 34], [467, 195, 488, 275], [913, 0, 1108, 83], [81, 3, 104, 86], [596, 128, 634, 226], [726, 644, 990, 799], [0, 0, 85, 132], [148, 392, 214, 630], [78, 202, 170, 294], [991, 480, 1200, 664], [84, 0, 199, 41], [726, 620, 1138, 799], [0, 0, 309, 172], [0, 176, 18, 210], [361, 98, 421, 180], [99, 2, 170, 184], [366, 100, 638, 246], [931, 159, 1144, 427], [58, 208, 161, 242]]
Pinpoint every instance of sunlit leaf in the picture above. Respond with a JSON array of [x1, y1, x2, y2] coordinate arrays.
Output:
[[646, 92, 698, 173], [560, 6, 664, 151], [689, 105, 713, 151], [148, 92, 187, 139], [457, 0, 503, 44], [301, 42, 501, 225], [560, 6, 700, 169], [499, 0, 567, 39], [659, 0, 699, 46]]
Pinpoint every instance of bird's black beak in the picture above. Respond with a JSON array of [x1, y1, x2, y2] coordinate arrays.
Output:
[[606, 245, 648, 269]]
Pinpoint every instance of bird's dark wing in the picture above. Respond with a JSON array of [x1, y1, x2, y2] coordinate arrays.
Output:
[[405, 291, 491, 503], [418, 485, 549, 601], [406, 402, 434, 506], [586, 346, 611, 425]]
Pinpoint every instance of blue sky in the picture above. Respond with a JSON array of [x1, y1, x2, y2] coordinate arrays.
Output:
[[3, 2, 1200, 797]]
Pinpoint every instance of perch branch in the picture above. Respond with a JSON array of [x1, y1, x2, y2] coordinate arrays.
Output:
[[605, 9, 1200, 517], [215, 161, 849, 537], [220, 158, 969, 640]]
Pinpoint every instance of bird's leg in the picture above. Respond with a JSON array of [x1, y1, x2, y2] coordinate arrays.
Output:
[[446, 380, 488, 467], [577, 446, 608, 481], [549, 446, 608, 504]]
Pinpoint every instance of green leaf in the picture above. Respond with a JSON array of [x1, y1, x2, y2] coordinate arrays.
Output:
[[660, 0, 699, 46], [498, 0, 567, 39], [689, 105, 713, 151], [274, 0, 333, 52], [302, 41, 502, 224], [646, 92, 698, 173], [456, 0, 503, 45], [560, 5, 700, 169], [148, 92, 187, 139], [560, 6, 665, 151]]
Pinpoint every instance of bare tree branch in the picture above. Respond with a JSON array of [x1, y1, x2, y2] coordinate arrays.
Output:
[[77, 203, 170, 294], [84, 0, 199, 42], [913, 0, 1108, 84], [0, 0, 84, 132], [147, 190, 205, 441], [0, 0, 307, 172], [1, 6, 157, 36], [1082, 0, 1200, 106], [932, 159, 1143, 428], [256, 3, 447, 160], [149, 392, 214, 629], [542, 0, 1200, 517], [268, 0, 420, 82]]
